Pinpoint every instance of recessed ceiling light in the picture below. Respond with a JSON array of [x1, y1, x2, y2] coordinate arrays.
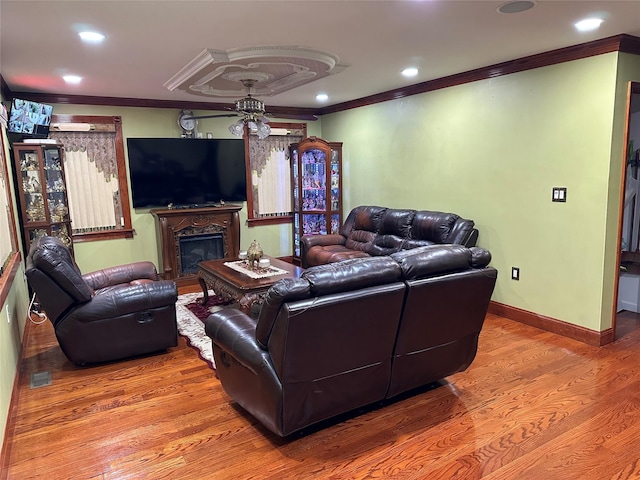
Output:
[[79, 31, 105, 43], [316, 93, 329, 102], [402, 67, 419, 78], [63, 75, 82, 85], [497, 1, 536, 14], [574, 18, 604, 32]]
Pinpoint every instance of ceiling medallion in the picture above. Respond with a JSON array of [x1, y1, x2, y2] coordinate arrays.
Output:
[[164, 45, 349, 98]]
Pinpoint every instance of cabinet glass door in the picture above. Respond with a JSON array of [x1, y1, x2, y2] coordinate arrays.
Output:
[[43, 148, 69, 223], [19, 150, 46, 223]]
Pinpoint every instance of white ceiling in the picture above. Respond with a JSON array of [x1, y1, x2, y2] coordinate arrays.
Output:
[[1, 1, 639, 111]]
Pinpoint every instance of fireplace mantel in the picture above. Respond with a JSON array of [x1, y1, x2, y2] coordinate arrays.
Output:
[[151, 205, 242, 287]]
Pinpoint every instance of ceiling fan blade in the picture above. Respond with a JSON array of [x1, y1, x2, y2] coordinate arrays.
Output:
[[264, 112, 318, 121], [187, 113, 239, 120]]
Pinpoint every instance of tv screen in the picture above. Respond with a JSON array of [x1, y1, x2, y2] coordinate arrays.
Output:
[[126, 138, 247, 209], [8, 98, 53, 135]]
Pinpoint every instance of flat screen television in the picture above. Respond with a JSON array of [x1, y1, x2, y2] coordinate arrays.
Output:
[[127, 137, 247, 209], [8, 98, 53, 135]]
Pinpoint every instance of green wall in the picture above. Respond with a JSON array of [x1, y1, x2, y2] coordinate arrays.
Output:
[[322, 52, 636, 332], [45, 105, 321, 272], [0, 121, 31, 454]]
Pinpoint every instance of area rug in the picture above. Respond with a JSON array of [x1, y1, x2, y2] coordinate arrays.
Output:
[[175, 291, 233, 371]]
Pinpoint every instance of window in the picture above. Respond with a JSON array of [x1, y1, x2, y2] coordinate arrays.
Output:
[[49, 115, 133, 242], [245, 122, 306, 226]]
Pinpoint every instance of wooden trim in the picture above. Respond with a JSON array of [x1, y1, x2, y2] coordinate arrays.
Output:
[[4, 93, 319, 119], [72, 228, 134, 243], [0, 252, 21, 309], [247, 215, 293, 227], [613, 82, 638, 339], [0, 129, 19, 257], [319, 34, 640, 115], [488, 300, 614, 346]]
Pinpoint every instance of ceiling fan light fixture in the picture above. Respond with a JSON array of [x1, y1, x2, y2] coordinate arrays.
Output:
[[236, 96, 266, 116], [228, 121, 244, 136], [256, 121, 271, 139]]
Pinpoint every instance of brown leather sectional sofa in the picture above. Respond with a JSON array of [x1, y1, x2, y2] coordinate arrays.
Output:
[[205, 244, 497, 437], [301, 205, 478, 268]]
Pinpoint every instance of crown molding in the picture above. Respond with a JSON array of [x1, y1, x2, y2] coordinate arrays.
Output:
[[318, 34, 640, 115], [2, 34, 638, 117]]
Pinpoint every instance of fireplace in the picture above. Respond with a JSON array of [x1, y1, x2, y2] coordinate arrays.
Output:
[[178, 233, 224, 275], [152, 205, 241, 286]]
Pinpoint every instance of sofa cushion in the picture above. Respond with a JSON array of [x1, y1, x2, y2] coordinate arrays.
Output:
[[345, 229, 377, 252], [410, 211, 459, 244], [302, 256, 402, 296], [401, 238, 435, 250], [341, 206, 387, 253], [28, 237, 93, 302], [352, 206, 386, 232], [307, 244, 370, 265], [391, 244, 472, 280], [378, 209, 416, 237], [369, 234, 405, 256]]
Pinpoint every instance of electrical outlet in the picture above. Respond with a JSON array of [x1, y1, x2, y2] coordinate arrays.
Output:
[[511, 267, 520, 281], [6, 304, 11, 324]]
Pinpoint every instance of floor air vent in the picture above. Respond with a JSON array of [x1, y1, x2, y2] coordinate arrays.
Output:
[[30, 371, 52, 389]]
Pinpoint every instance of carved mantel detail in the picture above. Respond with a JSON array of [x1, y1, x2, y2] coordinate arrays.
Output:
[[151, 205, 242, 287]]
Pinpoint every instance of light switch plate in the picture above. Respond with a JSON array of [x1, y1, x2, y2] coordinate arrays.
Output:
[[511, 267, 520, 280], [552, 187, 567, 202]]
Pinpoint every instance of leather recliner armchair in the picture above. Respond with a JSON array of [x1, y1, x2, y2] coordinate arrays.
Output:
[[25, 236, 179, 365]]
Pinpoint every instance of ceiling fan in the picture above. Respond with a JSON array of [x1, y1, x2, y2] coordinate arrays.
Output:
[[182, 78, 317, 139]]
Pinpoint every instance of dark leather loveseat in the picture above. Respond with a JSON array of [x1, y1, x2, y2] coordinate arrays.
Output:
[[205, 244, 497, 437], [25, 236, 179, 365], [301, 205, 478, 268]]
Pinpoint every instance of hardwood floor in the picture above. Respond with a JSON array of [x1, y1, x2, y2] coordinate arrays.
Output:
[[3, 298, 640, 479]]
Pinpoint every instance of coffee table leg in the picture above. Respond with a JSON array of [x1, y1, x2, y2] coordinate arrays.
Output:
[[198, 277, 210, 305], [239, 292, 265, 316]]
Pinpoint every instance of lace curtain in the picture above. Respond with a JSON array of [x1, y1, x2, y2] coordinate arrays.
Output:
[[49, 131, 118, 180], [49, 130, 123, 233], [249, 130, 304, 217]]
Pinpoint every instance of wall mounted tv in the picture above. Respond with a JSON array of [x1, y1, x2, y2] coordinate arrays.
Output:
[[7, 98, 53, 136], [127, 138, 247, 209]]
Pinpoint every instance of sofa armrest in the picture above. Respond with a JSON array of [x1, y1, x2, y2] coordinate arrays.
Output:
[[68, 280, 178, 321], [205, 309, 271, 374], [301, 234, 346, 249], [83, 261, 160, 290]]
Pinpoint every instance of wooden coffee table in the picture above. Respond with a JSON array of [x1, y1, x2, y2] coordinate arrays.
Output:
[[197, 256, 303, 314]]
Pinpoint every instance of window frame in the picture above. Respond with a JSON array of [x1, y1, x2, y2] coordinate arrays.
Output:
[[50, 114, 133, 242], [245, 122, 306, 227], [0, 125, 21, 307]]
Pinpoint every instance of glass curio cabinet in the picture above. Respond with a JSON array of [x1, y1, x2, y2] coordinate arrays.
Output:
[[12, 142, 73, 254], [290, 136, 343, 263]]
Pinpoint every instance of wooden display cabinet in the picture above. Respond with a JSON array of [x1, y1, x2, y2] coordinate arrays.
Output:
[[12, 142, 73, 254], [290, 137, 343, 263]]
